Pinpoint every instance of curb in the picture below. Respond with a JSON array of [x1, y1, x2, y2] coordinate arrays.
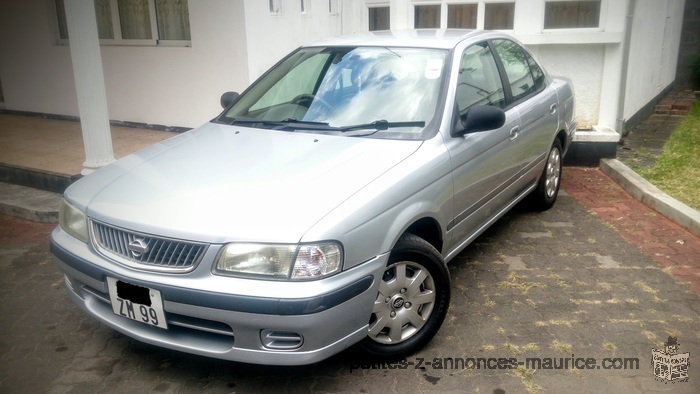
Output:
[[600, 158, 700, 237]]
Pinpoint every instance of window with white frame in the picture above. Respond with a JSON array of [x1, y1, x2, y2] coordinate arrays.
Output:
[[484, 2, 515, 30], [55, 0, 191, 45], [544, 0, 601, 29], [414, 4, 441, 28], [369, 6, 390, 31], [447, 3, 478, 29], [417, 1, 512, 30]]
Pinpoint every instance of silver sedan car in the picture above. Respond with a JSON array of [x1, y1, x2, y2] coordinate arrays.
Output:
[[51, 30, 575, 365]]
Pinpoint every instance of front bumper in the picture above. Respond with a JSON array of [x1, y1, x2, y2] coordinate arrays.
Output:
[[50, 228, 387, 365]]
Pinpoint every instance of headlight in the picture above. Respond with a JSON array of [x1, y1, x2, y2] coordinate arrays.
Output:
[[59, 199, 88, 243], [215, 242, 343, 280]]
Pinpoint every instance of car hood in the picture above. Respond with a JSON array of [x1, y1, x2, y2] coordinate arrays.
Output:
[[71, 122, 422, 244]]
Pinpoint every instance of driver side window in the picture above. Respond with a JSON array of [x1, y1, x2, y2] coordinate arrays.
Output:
[[456, 42, 506, 115]]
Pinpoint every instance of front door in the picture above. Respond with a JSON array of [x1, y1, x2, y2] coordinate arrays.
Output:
[[444, 41, 522, 248]]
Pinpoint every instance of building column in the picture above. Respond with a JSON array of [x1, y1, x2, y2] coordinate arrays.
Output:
[[64, 0, 114, 175], [392, 0, 411, 29]]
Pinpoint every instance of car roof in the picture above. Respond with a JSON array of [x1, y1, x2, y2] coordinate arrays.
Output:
[[303, 29, 507, 50]]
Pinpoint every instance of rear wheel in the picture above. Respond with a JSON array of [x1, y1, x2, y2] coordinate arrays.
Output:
[[528, 139, 562, 211], [358, 234, 450, 359]]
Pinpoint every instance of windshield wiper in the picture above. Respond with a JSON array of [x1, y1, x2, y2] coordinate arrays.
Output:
[[279, 118, 331, 127], [338, 120, 426, 132], [227, 117, 330, 130], [226, 117, 425, 134]]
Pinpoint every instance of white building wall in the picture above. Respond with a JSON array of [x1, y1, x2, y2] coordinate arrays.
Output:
[[101, 1, 249, 128], [0, 0, 250, 129], [536, 45, 605, 129], [0, 1, 78, 117], [243, 0, 344, 82], [623, 0, 685, 121]]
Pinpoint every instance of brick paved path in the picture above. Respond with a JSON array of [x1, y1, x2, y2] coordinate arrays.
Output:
[[563, 167, 700, 294]]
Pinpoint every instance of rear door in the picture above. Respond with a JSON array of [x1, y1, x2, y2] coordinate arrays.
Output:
[[491, 39, 559, 175]]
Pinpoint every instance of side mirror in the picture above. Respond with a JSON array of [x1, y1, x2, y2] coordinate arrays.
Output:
[[220, 91, 240, 109], [453, 105, 506, 137]]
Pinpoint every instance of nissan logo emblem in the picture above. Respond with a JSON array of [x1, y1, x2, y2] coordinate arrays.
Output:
[[127, 238, 149, 258]]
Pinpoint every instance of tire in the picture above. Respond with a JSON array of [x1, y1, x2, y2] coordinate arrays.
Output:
[[357, 233, 450, 360], [528, 139, 563, 211]]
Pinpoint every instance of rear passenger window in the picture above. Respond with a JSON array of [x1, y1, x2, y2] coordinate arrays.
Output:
[[456, 42, 506, 115], [527, 55, 545, 91], [492, 39, 539, 103]]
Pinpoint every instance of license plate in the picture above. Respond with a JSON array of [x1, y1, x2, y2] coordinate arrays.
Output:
[[107, 277, 168, 329]]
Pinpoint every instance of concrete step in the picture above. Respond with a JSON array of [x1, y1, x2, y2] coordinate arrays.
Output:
[[0, 163, 80, 193], [654, 92, 696, 115], [0, 182, 61, 223]]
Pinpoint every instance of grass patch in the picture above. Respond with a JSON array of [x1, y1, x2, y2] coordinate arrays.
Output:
[[551, 340, 573, 354], [514, 366, 542, 394], [638, 102, 700, 210], [498, 272, 546, 295]]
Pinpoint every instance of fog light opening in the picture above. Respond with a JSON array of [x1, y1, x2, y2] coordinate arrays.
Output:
[[260, 330, 304, 350]]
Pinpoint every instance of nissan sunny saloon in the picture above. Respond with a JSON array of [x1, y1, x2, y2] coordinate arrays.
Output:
[[51, 30, 575, 365]]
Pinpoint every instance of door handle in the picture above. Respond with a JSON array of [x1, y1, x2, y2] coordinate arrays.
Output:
[[549, 103, 557, 115], [509, 126, 520, 141]]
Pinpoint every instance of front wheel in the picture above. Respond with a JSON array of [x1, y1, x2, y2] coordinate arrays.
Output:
[[357, 234, 450, 359], [528, 139, 562, 211]]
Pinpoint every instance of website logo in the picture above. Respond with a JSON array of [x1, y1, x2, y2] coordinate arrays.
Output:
[[651, 336, 689, 383]]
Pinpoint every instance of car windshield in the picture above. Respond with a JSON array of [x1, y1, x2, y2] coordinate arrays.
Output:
[[219, 46, 448, 139]]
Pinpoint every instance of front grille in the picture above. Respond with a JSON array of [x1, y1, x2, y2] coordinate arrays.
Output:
[[90, 220, 208, 273]]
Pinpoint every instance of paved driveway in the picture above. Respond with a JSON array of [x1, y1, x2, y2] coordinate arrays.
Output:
[[1, 168, 698, 393]]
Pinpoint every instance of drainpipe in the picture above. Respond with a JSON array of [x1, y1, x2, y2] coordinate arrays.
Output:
[[616, 0, 636, 136]]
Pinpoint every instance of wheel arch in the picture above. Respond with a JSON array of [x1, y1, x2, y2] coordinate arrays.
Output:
[[403, 217, 444, 255], [556, 129, 568, 153]]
